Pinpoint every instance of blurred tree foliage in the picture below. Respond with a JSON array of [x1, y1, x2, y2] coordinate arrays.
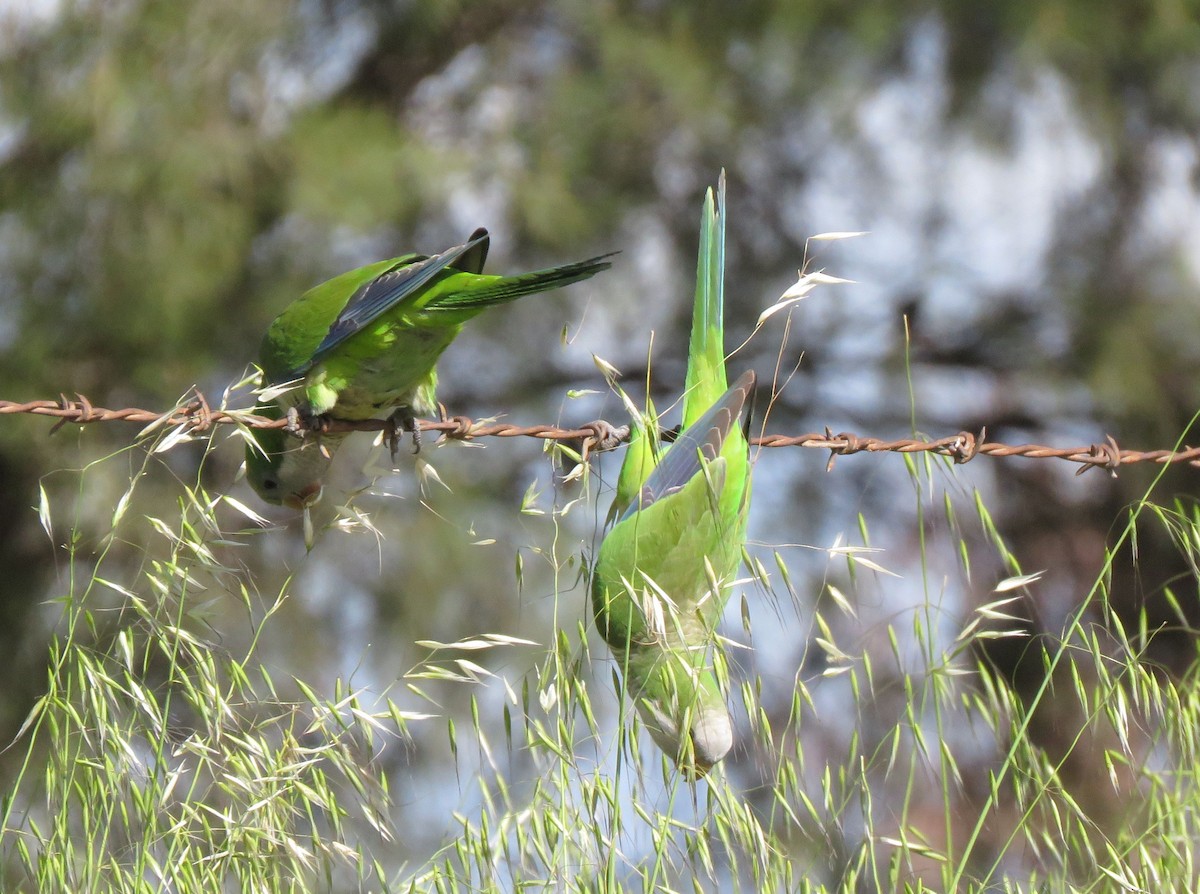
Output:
[[1, 0, 1199, 866], [3, 0, 1197, 410]]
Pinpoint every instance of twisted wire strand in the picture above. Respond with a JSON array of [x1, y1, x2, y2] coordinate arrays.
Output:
[[2, 393, 1196, 475]]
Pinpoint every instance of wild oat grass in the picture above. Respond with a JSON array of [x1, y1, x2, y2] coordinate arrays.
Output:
[[2, 384, 1199, 893]]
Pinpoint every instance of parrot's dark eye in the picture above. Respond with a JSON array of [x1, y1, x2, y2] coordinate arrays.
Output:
[[262, 477, 278, 490]]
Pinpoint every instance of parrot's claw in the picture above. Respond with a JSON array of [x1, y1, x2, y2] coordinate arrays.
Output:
[[287, 407, 332, 439], [384, 408, 420, 461]]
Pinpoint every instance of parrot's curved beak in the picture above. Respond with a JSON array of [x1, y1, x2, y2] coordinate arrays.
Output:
[[283, 482, 323, 510]]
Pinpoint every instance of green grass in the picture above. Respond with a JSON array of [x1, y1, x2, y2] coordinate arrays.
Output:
[[2, 385, 1200, 893]]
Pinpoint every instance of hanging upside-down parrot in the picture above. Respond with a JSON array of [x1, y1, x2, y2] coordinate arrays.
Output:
[[245, 229, 615, 508], [591, 174, 755, 776]]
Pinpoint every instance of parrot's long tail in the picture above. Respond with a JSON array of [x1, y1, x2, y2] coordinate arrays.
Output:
[[683, 170, 728, 426], [425, 253, 618, 312]]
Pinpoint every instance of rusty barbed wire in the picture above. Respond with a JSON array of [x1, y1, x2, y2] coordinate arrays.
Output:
[[3, 392, 1199, 476]]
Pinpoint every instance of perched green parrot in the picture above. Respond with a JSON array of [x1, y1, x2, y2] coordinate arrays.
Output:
[[246, 230, 614, 507], [591, 175, 755, 776]]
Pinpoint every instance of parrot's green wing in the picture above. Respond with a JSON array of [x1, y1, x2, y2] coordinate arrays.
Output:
[[297, 231, 490, 377], [620, 372, 754, 524], [592, 171, 755, 776]]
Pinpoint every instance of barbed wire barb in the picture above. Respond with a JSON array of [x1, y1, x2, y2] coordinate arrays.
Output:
[[3, 393, 1200, 474]]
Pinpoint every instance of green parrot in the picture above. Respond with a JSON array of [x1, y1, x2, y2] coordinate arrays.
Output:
[[591, 175, 755, 776], [245, 230, 614, 508]]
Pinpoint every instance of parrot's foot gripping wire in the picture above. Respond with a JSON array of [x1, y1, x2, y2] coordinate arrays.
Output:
[[384, 408, 420, 460], [285, 406, 335, 437]]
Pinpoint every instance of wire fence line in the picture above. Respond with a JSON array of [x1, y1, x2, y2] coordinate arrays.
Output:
[[3, 393, 1198, 475]]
